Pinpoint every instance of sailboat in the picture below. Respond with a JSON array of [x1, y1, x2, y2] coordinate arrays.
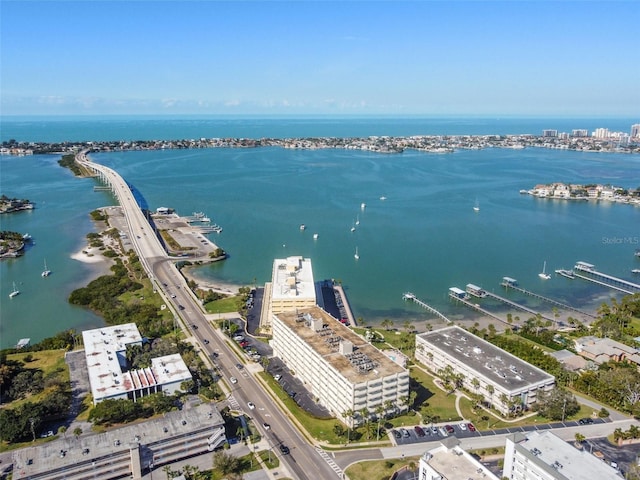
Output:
[[350, 221, 356, 232], [355, 214, 360, 226], [42, 259, 51, 277], [9, 281, 20, 298], [473, 199, 480, 212], [538, 261, 551, 280], [354, 246, 359, 260]]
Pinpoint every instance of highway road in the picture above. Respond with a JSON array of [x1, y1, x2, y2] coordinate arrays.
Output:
[[78, 152, 338, 480]]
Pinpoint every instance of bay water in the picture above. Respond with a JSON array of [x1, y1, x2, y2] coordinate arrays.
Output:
[[1, 116, 639, 349]]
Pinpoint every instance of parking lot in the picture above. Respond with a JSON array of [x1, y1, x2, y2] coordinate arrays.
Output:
[[389, 417, 611, 446]]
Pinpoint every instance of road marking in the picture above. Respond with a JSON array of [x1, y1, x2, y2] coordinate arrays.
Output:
[[315, 446, 343, 477]]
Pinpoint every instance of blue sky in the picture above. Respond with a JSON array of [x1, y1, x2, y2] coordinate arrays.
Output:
[[2, 1, 639, 116]]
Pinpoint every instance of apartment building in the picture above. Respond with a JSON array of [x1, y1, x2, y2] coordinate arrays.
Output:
[[83, 323, 192, 404], [503, 431, 621, 480], [271, 306, 409, 425], [415, 326, 555, 415]]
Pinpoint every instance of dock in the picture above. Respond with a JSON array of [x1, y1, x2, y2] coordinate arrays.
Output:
[[402, 292, 451, 323], [574, 261, 640, 294], [500, 276, 596, 319], [485, 291, 557, 323], [447, 288, 507, 324]]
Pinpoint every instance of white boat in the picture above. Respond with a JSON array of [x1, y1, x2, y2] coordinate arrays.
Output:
[[355, 214, 360, 226], [42, 259, 51, 277], [9, 281, 20, 298], [555, 269, 574, 279], [380, 196, 387, 201], [313, 233, 319, 239], [361, 202, 366, 210], [354, 246, 359, 260], [300, 224, 306, 231], [23, 233, 32, 241], [632, 269, 640, 274], [473, 199, 480, 212], [538, 261, 551, 280]]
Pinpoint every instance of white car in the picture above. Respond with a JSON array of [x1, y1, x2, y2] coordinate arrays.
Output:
[[274, 374, 282, 381], [247, 402, 255, 410], [230, 377, 237, 384], [459, 422, 467, 431]]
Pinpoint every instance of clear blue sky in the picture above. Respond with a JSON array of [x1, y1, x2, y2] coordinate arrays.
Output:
[[2, 1, 639, 116]]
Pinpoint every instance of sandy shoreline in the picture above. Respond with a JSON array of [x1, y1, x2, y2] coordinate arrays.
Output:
[[181, 265, 246, 295]]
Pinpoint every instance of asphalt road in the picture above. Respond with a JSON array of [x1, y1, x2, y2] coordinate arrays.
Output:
[[77, 154, 340, 480]]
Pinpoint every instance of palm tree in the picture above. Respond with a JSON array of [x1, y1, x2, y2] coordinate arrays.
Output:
[[402, 320, 414, 333], [381, 318, 393, 331], [486, 385, 495, 409], [471, 378, 480, 395], [73, 426, 82, 440], [58, 426, 67, 438], [342, 409, 354, 442], [574, 432, 585, 444], [375, 405, 385, 441]]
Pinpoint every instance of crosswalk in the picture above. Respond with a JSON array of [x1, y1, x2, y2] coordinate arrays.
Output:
[[315, 446, 343, 478], [227, 395, 241, 410]]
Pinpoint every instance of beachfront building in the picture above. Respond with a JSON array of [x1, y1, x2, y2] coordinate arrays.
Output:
[[415, 326, 556, 416], [271, 306, 409, 426], [574, 336, 640, 369], [270, 256, 316, 313], [503, 431, 622, 480], [83, 323, 192, 405], [418, 438, 500, 480]]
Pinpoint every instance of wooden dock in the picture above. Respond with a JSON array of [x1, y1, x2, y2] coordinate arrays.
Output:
[[402, 292, 451, 323], [500, 278, 596, 319], [574, 261, 640, 294]]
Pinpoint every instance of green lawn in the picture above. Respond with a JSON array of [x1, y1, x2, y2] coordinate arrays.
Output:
[[345, 456, 421, 480], [409, 366, 461, 422], [205, 295, 243, 313]]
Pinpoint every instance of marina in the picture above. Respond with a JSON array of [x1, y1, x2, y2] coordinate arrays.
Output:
[[500, 277, 596, 319], [402, 292, 451, 323], [448, 287, 507, 324], [573, 261, 640, 294]]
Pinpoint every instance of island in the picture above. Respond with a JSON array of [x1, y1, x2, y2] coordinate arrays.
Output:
[[0, 230, 29, 258], [522, 182, 640, 205], [0, 194, 34, 214]]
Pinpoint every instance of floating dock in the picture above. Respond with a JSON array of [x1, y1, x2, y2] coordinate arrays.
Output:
[[500, 276, 596, 319], [402, 292, 451, 323], [574, 261, 640, 294]]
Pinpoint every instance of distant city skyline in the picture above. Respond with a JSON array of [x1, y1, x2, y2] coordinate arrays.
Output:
[[1, 1, 639, 116]]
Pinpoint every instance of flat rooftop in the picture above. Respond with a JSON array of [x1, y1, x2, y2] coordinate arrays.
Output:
[[12, 402, 224, 479], [513, 431, 621, 480], [418, 326, 554, 392], [425, 446, 499, 480], [276, 306, 407, 383], [271, 256, 316, 301]]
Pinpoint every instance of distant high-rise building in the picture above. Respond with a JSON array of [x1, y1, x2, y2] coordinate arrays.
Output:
[[593, 128, 610, 139], [542, 129, 558, 138], [571, 129, 589, 137], [631, 124, 640, 138]]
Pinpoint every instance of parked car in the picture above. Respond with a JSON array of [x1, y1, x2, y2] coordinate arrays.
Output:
[[578, 417, 594, 425], [458, 422, 467, 431], [233, 335, 245, 341], [467, 423, 476, 432], [392, 429, 401, 439], [445, 425, 455, 434], [400, 428, 410, 438], [274, 374, 282, 381], [430, 426, 439, 435], [414, 426, 426, 437]]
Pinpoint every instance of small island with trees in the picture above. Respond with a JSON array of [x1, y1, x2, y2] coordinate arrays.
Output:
[[0, 194, 34, 214]]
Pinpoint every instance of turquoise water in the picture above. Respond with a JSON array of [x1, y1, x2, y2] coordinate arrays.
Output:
[[1, 117, 639, 349]]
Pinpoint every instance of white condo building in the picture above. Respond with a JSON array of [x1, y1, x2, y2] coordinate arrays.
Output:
[[418, 438, 500, 480], [632, 124, 640, 139], [271, 306, 409, 426], [503, 431, 622, 480], [270, 256, 317, 313], [83, 323, 192, 405], [415, 326, 555, 415]]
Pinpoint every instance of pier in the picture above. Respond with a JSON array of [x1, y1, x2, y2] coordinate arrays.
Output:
[[402, 292, 451, 323], [574, 261, 640, 294], [500, 277, 596, 319], [485, 291, 556, 323], [447, 288, 507, 324]]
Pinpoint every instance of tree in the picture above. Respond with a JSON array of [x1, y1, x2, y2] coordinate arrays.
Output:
[[533, 388, 579, 421], [73, 426, 83, 439], [381, 318, 393, 331], [58, 426, 67, 438], [574, 432, 585, 444], [212, 451, 241, 475], [342, 409, 354, 442], [486, 385, 495, 409]]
